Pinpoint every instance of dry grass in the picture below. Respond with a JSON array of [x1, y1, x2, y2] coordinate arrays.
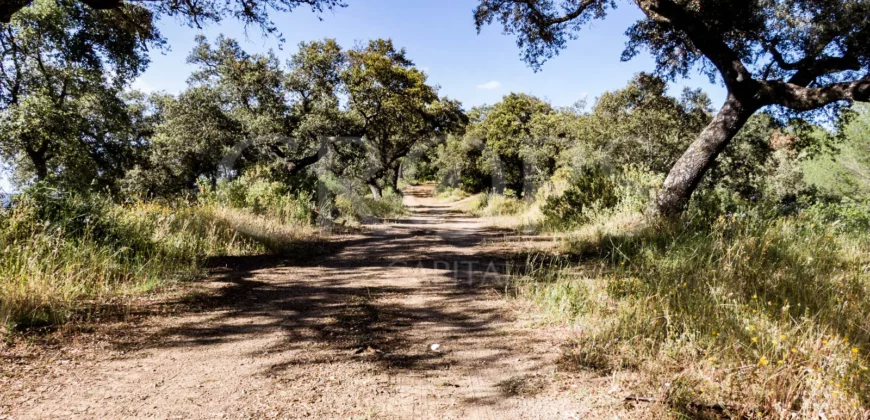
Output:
[[452, 192, 543, 231], [509, 209, 870, 418], [0, 200, 323, 331]]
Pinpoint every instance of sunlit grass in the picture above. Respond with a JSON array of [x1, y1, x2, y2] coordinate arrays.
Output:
[[509, 208, 870, 418], [0, 199, 321, 330]]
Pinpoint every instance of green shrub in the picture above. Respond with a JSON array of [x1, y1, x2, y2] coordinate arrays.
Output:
[[201, 172, 318, 226], [539, 165, 660, 231], [541, 166, 618, 228]]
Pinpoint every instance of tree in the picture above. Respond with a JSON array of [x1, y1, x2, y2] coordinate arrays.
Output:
[[584, 73, 711, 174], [122, 87, 243, 197], [470, 93, 553, 196], [342, 39, 466, 197], [282, 38, 357, 178], [125, 37, 352, 196], [188, 36, 351, 181], [474, 0, 870, 216], [1, 0, 345, 35], [0, 0, 160, 189]]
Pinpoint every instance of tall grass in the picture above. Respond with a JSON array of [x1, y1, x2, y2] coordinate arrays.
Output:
[[510, 205, 870, 418], [0, 190, 320, 330], [467, 191, 526, 217], [333, 190, 406, 224]]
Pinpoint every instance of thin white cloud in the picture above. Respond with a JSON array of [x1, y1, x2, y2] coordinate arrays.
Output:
[[476, 80, 501, 90], [130, 78, 154, 94]]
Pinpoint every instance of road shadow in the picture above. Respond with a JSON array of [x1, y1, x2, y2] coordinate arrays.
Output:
[[116, 186, 556, 384]]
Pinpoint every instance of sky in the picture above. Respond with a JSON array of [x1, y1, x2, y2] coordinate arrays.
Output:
[[136, 0, 727, 107], [2, 0, 729, 193]]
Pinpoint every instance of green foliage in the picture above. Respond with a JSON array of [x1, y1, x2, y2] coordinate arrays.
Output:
[[803, 104, 870, 199], [342, 39, 466, 195], [124, 37, 352, 198], [123, 87, 243, 197], [431, 74, 709, 200], [512, 204, 870, 417], [0, 187, 320, 329], [332, 190, 405, 223], [582, 74, 711, 173], [540, 166, 619, 228], [468, 191, 525, 217], [467, 93, 557, 195], [475, 0, 870, 216], [1, 0, 345, 37], [434, 133, 490, 192], [201, 168, 318, 225], [0, 0, 161, 190]]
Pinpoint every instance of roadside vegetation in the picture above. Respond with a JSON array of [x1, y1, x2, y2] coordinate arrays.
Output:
[[428, 83, 870, 416], [0, 1, 428, 331], [2, 0, 870, 417]]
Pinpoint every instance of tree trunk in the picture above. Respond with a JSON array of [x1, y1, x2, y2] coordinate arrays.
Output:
[[654, 94, 757, 217], [390, 165, 401, 192], [368, 181, 382, 198], [24, 146, 48, 181]]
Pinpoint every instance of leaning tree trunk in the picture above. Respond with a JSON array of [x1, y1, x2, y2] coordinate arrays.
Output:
[[368, 181, 383, 199], [655, 94, 757, 217]]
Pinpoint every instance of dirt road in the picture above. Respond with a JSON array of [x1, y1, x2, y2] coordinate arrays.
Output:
[[1, 185, 637, 419]]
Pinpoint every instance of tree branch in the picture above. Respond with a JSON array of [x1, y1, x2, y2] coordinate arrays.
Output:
[[764, 39, 860, 87], [513, 0, 599, 26], [788, 55, 861, 86], [760, 76, 870, 110], [286, 137, 329, 176], [635, 0, 755, 95]]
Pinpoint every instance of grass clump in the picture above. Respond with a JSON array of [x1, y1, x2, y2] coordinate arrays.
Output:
[[333, 189, 405, 224], [510, 203, 870, 418], [468, 191, 526, 217], [0, 186, 321, 331]]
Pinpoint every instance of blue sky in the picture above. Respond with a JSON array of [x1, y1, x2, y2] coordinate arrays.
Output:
[[2, 0, 728, 192], [136, 0, 726, 107]]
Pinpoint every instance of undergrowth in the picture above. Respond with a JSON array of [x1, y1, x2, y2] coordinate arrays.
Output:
[[508, 203, 870, 418], [0, 186, 322, 331]]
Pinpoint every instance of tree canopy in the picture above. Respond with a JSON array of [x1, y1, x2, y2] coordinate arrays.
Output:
[[1, 0, 345, 37], [343, 39, 466, 197], [0, 0, 160, 189], [474, 0, 870, 215]]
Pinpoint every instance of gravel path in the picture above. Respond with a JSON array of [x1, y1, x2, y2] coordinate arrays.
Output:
[[1, 185, 640, 419]]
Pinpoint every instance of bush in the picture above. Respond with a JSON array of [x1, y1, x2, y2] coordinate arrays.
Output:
[[539, 165, 661, 231], [540, 166, 619, 229], [201, 172, 318, 226]]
